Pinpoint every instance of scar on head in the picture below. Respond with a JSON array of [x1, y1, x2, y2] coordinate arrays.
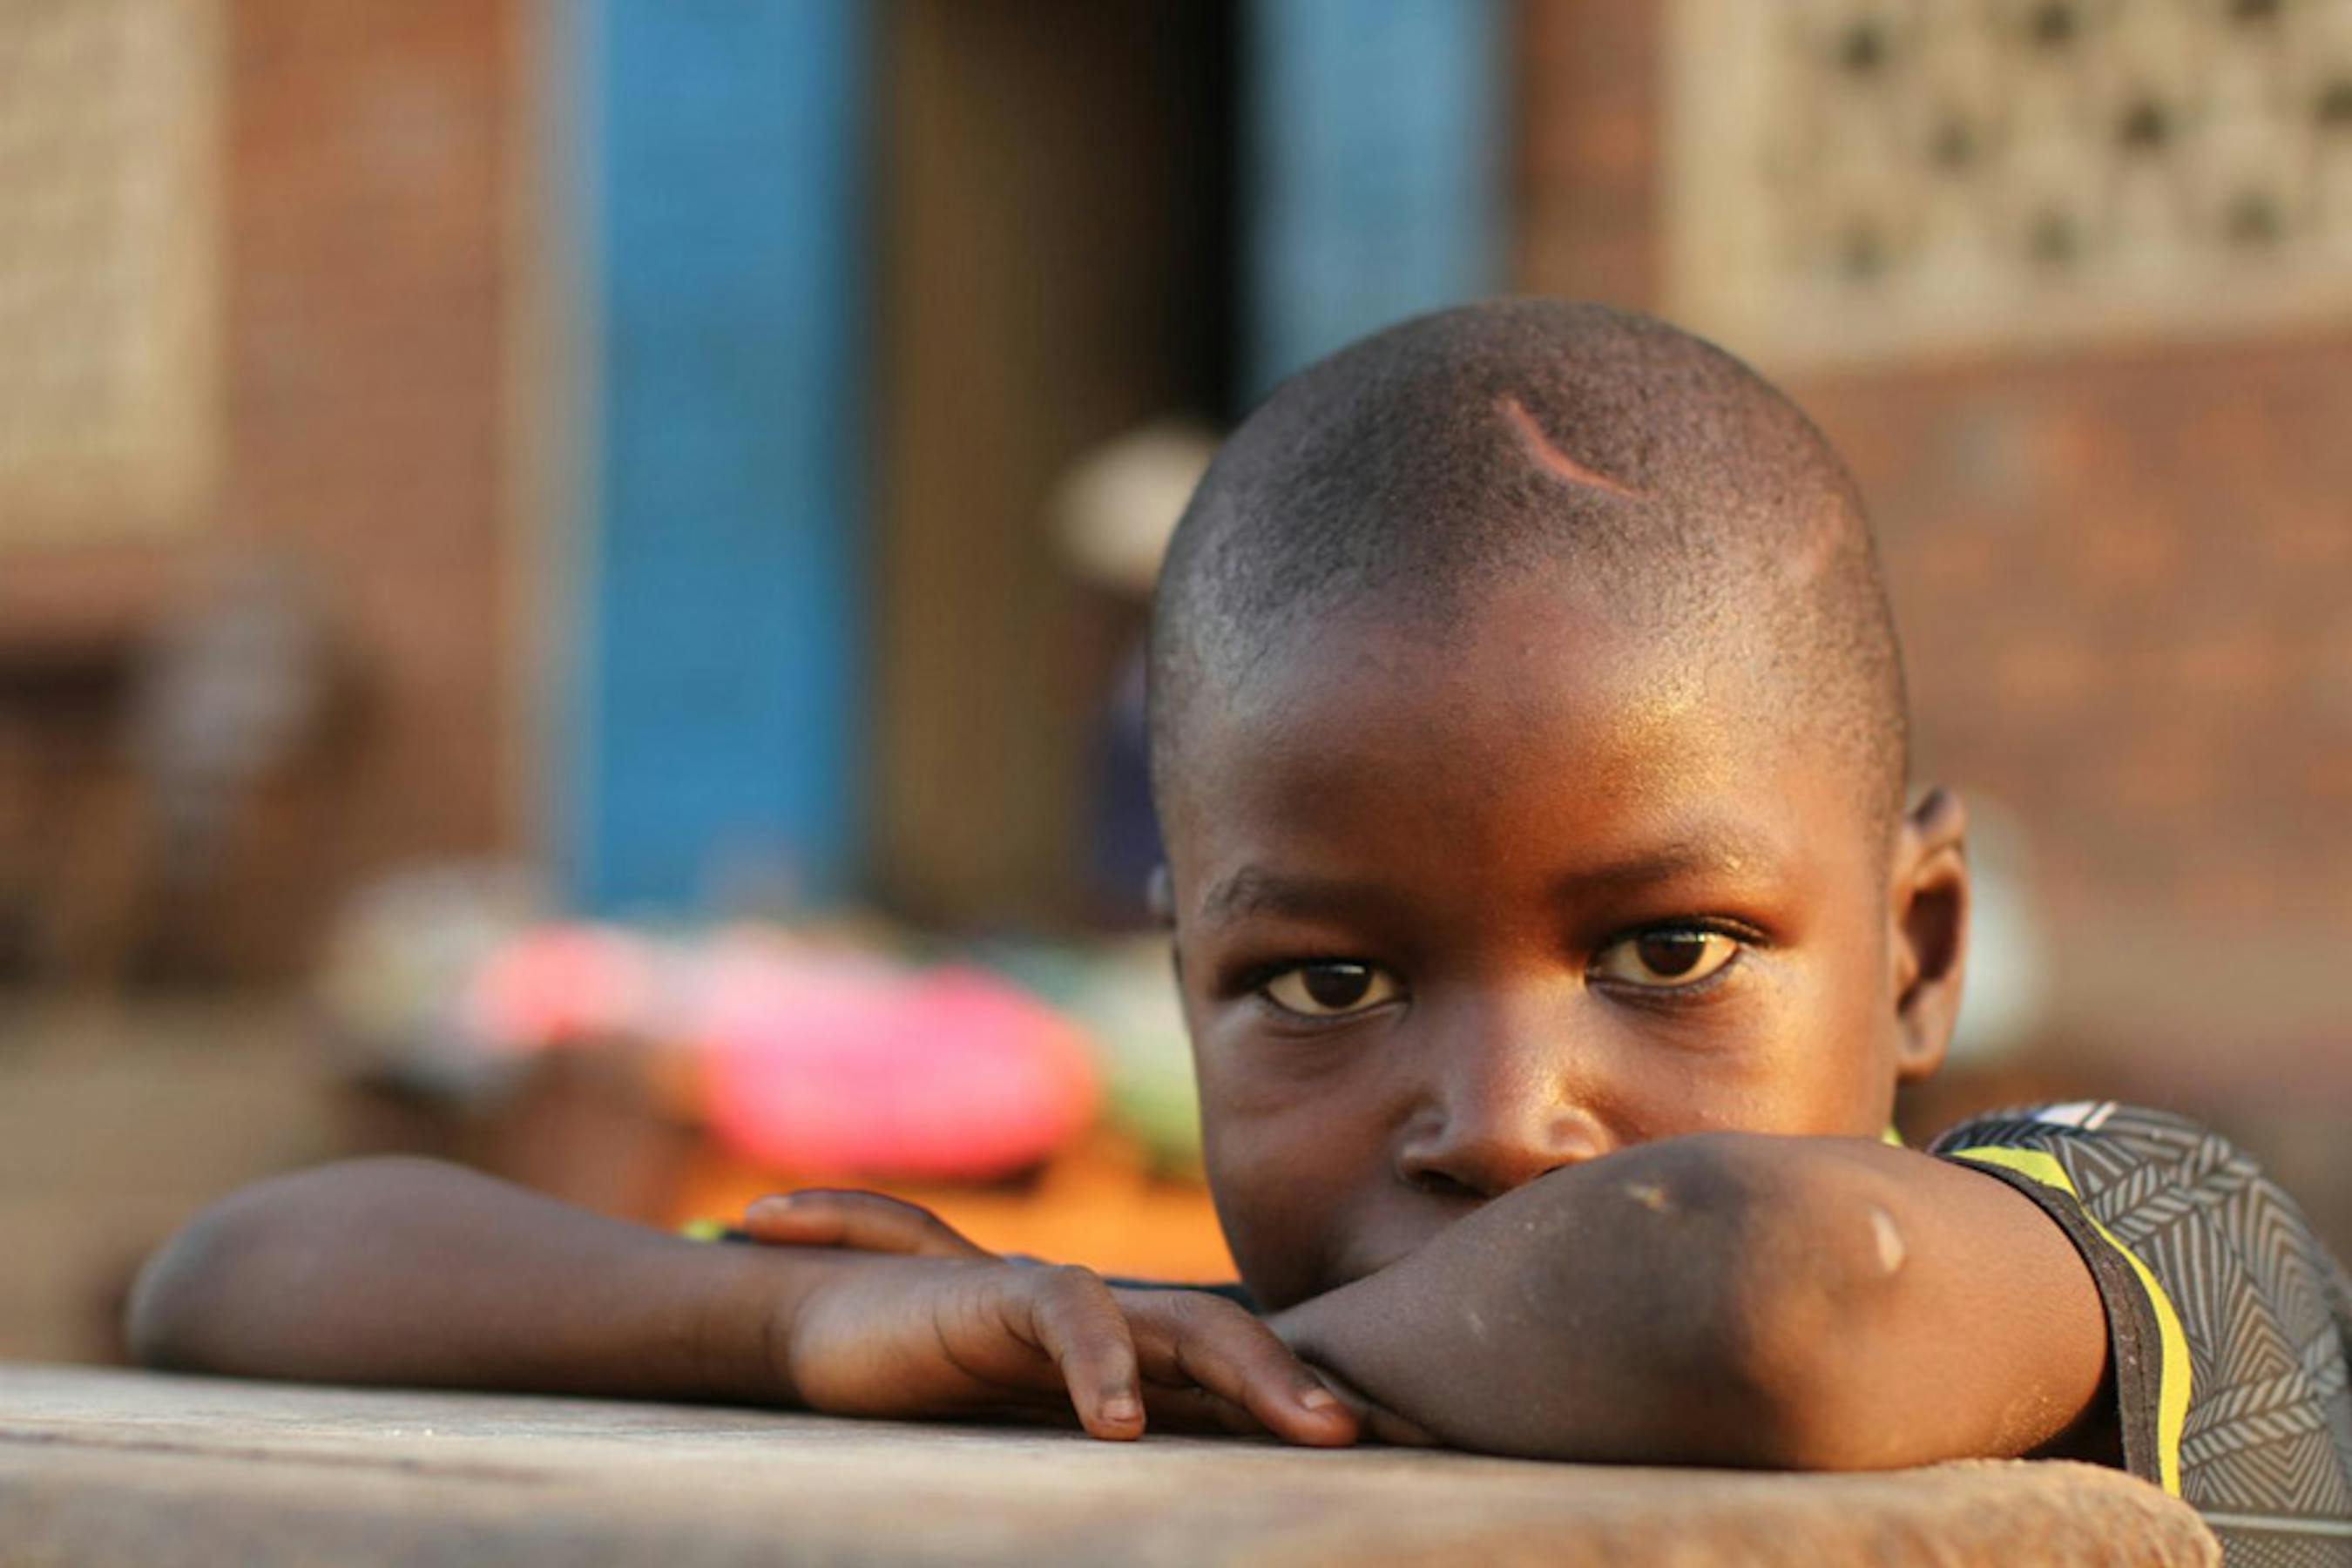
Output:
[[1497, 394, 1645, 500]]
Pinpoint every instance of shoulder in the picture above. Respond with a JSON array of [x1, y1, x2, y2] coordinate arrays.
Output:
[[1928, 1102, 2278, 1240], [1933, 1098, 2239, 1171], [1929, 1101, 2348, 1302], [1930, 1101, 2352, 1538]]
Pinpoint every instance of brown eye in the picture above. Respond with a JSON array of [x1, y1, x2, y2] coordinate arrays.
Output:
[[1262, 962, 1401, 1018], [1591, 929, 1740, 990]]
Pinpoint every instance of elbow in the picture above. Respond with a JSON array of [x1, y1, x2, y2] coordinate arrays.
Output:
[[1583, 1135, 1916, 1470], [126, 1194, 247, 1369], [125, 1157, 454, 1373]]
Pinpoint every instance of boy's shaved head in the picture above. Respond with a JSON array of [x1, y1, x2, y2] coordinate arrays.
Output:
[[1149, 301, 1963, 1313], [1150, 299, 1909, 841]]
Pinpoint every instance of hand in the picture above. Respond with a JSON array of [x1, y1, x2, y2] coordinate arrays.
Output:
[[777, 1251, 1356, 1444], [741, 1190, 1356, 1444], [749, 1189, 1433, 1445], [747, 1188, 1430, 1444], [740, 1188, 1002, 1260]]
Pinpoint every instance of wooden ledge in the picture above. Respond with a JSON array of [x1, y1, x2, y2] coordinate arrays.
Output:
[[0, 1363, 2218, 1566]]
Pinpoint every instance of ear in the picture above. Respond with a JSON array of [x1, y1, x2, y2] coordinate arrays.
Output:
[[1889, 787, 1969, 1084], [1148, 865, 1192, 1005]]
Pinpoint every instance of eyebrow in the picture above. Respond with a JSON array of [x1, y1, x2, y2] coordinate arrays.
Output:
[[1198, 867, 1382, 927], [1199, 835, 1774, 929]]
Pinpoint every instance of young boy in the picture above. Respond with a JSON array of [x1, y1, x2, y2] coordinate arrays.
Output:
[[132, 301, 2352, 1556]]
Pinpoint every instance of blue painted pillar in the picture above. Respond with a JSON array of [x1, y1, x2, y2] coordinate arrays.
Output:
[[1242, 0, 1509, 398], [568, 1, 868, 914]]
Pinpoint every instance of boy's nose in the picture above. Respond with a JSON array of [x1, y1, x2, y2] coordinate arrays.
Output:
[[1393, 1004, 1610, 1200]]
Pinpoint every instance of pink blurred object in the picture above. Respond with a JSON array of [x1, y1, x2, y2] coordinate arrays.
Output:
[[693, 947, 1099, 1180], [464, 924, 658, 1051]]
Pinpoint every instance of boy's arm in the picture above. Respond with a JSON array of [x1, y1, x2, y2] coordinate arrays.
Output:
[[127, 1157, 818, 1402], [1268, 1132, 2113, 1468], [128, 1158, 1355, 1445]]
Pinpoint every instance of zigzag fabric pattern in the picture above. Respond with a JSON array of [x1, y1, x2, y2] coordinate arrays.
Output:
[[1934, 1105, 2352, 1566]]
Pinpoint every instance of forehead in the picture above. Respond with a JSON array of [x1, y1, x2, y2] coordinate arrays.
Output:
[[1162, 584, 1856, 905]]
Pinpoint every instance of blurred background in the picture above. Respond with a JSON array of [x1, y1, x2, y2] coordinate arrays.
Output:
[[3, 0, 2349, 1363]]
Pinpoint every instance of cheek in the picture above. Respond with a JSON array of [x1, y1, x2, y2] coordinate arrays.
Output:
[[1736, 909, 1898, 1132], [1589, 941, 1893, 1139], [1193, 1044, 1387, 1304]]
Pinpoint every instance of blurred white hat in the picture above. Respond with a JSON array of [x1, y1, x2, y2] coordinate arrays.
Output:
[[1052, 420, 1220, 598]]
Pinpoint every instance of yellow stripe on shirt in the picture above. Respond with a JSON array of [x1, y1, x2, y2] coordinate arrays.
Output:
[[1944, 1144, 2192, 1497]]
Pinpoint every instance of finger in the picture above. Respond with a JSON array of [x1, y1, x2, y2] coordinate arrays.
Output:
[[1139, 1381, 1267, 1438], [1019, 1266, 1146, 1441], [1130, 1294, 1357, 1448], [740, 1190, 992, 1259], [1303, 1365, 1439, 1448], [1360, 1405, 1440, 1448]]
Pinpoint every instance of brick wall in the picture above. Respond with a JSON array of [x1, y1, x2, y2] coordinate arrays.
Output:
[[1517, 1, 2352, 1105], [0, 1, 524, 984], [206, 0, 524, 975]]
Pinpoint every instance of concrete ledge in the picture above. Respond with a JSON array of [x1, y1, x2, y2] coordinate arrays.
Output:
[[0, 1364, 2219, 1566]]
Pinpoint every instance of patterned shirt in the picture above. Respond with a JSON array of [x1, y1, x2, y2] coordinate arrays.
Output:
[[1933, 1102, 2352, 1566]]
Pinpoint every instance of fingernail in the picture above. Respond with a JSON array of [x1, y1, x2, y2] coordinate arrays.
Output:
[[1101, 1395, 1141, 1424], [1298, 1387, 1339, 1412]]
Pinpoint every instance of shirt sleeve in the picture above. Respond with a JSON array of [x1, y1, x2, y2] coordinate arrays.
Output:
[[1930, 1102, 2352, 1558]]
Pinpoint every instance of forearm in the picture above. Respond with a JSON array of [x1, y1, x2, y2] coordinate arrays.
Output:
[[127, 1158, 814, 1403], [1272, 1134, 2108, 1468], [1272, 1137, 1791, 1463]]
